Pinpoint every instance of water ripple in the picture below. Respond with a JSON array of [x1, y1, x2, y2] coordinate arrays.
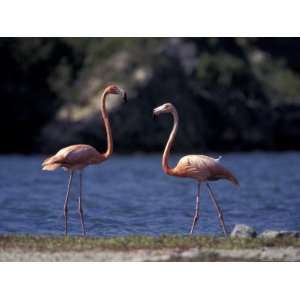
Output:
[[0, 152, 299, 236]]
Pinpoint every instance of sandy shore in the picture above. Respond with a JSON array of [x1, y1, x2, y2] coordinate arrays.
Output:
[[1, 235, 299, 261], [1, 247, 300, 261]]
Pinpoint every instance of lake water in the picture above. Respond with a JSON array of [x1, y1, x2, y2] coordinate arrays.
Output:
[[0, 152, 299, 237]]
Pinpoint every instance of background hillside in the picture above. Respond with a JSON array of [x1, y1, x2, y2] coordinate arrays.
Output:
[[1, 37, 300, 154]]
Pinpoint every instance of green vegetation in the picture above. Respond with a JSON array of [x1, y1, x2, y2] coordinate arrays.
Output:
[[0, 235, 299, 252], [2, 38, 300, 153]]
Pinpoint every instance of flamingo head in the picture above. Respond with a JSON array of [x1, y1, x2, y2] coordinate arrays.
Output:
[[153, 102, 174, 117], [106, 84, 127, 103]]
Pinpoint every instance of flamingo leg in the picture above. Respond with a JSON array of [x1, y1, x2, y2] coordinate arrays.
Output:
[[78, 171, 86, 236], [206, 183, 228, 238], [190, 182, 201, 235], [64, 171, 73, 236]]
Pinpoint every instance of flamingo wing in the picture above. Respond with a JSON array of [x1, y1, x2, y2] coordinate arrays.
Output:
[[174, 155, 239, 185], [42, 144, 102, 170]]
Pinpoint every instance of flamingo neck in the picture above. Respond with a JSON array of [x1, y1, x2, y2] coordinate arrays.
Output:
[[162, 108, 178, 176], [100, 90, 113, 159]]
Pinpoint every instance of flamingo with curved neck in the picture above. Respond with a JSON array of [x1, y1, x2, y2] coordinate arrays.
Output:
[[42, 84, 127, 236], [100, 86, 120, 159], [153, 102, 239, 237], [161, 106, 178, 176]]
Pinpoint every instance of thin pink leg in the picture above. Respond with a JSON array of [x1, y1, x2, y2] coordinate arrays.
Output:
[[78, 171, 86, 236], [64, 171, 73, 236], [190, 182, 201, 235], [206, 183, 228, 238]]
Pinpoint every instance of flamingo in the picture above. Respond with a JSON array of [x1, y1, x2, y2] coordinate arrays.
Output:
[[153, 102, 239, 237], [42, 84, 127, 236]]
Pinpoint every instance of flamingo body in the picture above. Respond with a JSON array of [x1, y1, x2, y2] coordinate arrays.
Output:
[[173, 154, 239, 185], [42, 144, 105, 171]]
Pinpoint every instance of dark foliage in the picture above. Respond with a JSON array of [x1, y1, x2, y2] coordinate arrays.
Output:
[[1, 37, 300, 153]]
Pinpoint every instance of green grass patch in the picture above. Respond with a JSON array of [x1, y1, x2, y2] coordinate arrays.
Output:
[[0, 235, 300, 253]]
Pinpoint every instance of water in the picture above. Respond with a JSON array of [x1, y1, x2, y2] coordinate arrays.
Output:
[[0, 152, 299, 237]]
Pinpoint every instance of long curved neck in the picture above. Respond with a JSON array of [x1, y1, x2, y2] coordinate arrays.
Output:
[[162, 108, 178, 176], [100, 90, 113, 159]]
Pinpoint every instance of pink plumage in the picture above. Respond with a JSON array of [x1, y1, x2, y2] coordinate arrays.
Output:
[[42, 144, 105, 171], [153, 102, 239, 237], [173, 154, 239, 186], [42, 84, 127, 236]]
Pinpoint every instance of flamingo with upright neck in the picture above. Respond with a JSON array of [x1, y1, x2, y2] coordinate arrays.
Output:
[[42, 84, 127, 236], [153, 102, 239, 237]]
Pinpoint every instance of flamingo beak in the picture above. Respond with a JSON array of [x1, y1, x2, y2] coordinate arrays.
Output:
[[153, 107, 160, 119], [153, 105, 165, 115], [119, 88, 127, 103], [123, 91, 127, 103], [153, 103, 172, 119]]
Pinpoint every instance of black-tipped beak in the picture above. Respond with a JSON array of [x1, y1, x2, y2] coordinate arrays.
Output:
[[123, 92, 127, 103], [153, 111, 157, 120]]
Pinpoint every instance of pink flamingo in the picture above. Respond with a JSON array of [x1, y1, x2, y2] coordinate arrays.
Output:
[[153, 103, 239, 237], [42, 84, 127, 236]]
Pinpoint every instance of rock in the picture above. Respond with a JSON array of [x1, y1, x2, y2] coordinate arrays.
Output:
[[259, 230, 280, 238], [259, 230, 299, 239], [230, 224, 257, 238]]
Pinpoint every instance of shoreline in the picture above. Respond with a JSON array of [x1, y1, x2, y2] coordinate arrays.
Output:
[[0, 235, 299, 261]]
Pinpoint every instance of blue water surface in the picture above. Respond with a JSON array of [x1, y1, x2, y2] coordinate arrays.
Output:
[[0, 152, 299, 236]]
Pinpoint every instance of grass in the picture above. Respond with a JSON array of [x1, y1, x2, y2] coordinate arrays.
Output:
[[0, 235, 300, 253]]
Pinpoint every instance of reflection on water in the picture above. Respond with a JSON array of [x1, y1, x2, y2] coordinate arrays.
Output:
[[0, 152, 299, 236]]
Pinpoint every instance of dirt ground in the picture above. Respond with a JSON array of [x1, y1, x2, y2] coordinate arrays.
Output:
[[1, 246, 300, 261]]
